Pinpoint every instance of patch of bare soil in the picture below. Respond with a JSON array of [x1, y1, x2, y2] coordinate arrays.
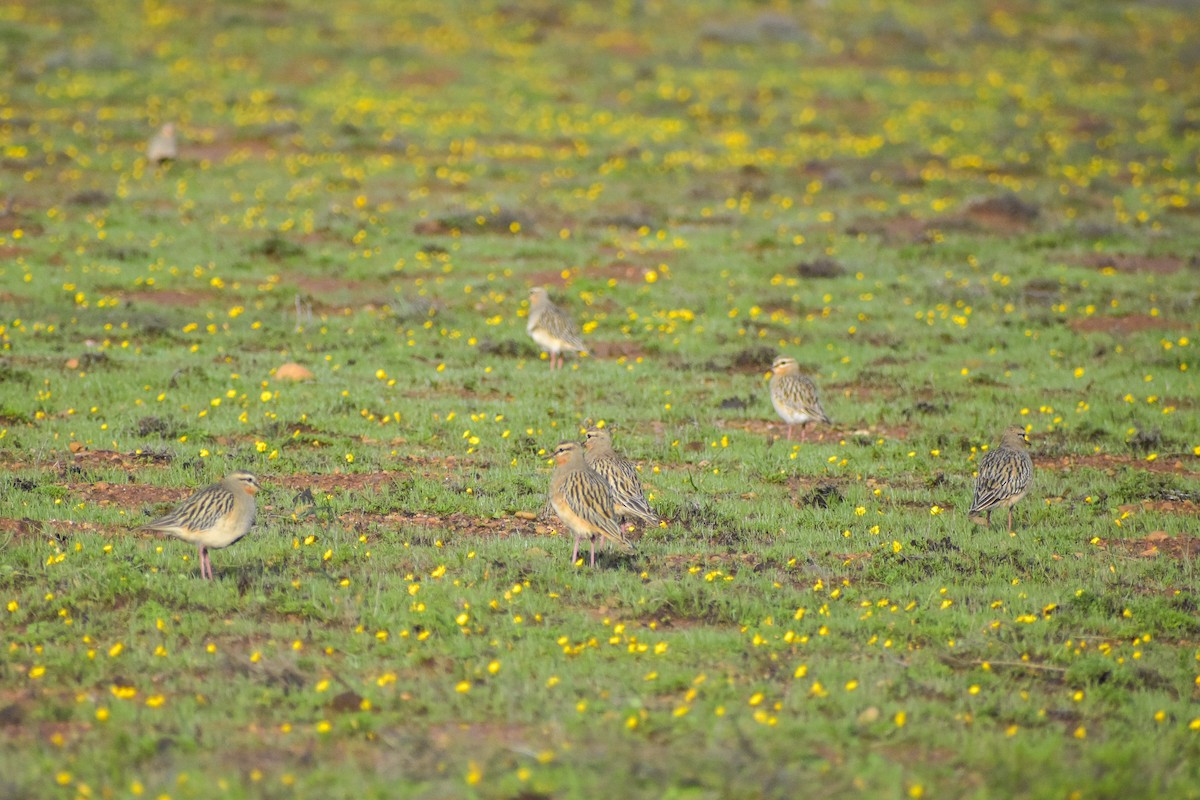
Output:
[[0, 446, 173, 473], [0, 517, 45, 538], [844, 214, 932, 243], [400, 67, 461, 88], [413, 208, 532, 236], [1069, 314, 1187, 334], [119, 288, 220, 307], [1036, 453, 1200, 478], [594, 260, 659, 284], [586, 340, 648, 359], [67, 481, 179, 508], [959, 194, 1041, 233], [1071, 253, 1193, 275], [717, 419, 910, 441], [1092, 532, 1200, 560], [0, 517, 124, 539], [1117, 499, 1199, 515], [336, 509, 543, 539], [273, 471, 408, 494], [523, 269, 573, 288], [186, 139, 281, 162], [284, 274, 386, 296]]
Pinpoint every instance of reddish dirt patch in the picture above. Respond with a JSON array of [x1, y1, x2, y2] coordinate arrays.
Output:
[[523, 269, 573, 288], [1117, 499, 1199, 515], [587, 340, 648, 359], [285, 274, 386, 296], [0, 246, 31, 258], [1070, 314, 1187, 334], [336, 509, 543, 539], [957, 211, 1031, 235], [279, 273, 396, 314], [845, 214, 931, 243], [67, 481, 179, 508], [273, 471, 407, 494], [1036, 453, 1200, 478], [0, 517, 45, 538], [1092, 532, 1200, 560], [718, 419, 909, 441], [298, 230, 347, 246], [400, 68, 460, 88], [1073, 253, 1192, 275], [3, 447, 173, 473], [187, 139, 281, 162], [0, 516, 123, 539], [120, 288, 219, 307], [595, 261, 656, 284]]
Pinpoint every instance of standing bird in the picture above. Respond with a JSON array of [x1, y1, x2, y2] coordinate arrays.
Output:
[[147, 123, 178, 164], [768, 355, 831, 439], [583, 426, 658, 528], [968, 426, 1034, 532], [548, 441, 634, 566], [527, 287, 585, 369], [138, 472, 260, 580]]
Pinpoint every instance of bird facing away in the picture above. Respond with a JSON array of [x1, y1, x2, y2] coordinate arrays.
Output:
[[968, 426, 1034, 532], [768, 355, 831, 439], [548, 441, 635, 566], [527, 287, 585, 369], [583, 426, 658, 527], [138, 472, 260, 580], [147, 123, 177, 164]]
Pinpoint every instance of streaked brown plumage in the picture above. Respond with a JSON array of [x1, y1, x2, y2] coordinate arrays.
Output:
[[527, 287, 584, 369], [548, 441, 634, 566], [138, 472, 260, 579], [968, 426, 1033, 531], [583, 426, 658, 527], [769, 355, 830, 439]]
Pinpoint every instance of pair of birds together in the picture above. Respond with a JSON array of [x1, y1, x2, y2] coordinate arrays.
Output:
[[136, 426, 659, 577], [528, 286, 829, 437], [768, 355, 1035, 530]]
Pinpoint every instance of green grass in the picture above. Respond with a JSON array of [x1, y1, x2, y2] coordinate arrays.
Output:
[[2, 0, 1200, 797]]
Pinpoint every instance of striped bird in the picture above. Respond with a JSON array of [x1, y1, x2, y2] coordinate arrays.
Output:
[[768, 355, 831, 439], [138, 472, 260, 579], [548, 441, 634, 566], [583, 426, 658, 527], [968, 426, 1033, 531], [527, 287, 585, 369]]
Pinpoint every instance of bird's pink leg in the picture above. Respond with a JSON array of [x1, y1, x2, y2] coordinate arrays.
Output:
[[589, 537, 596, 567], [571, 537, 580, 564]]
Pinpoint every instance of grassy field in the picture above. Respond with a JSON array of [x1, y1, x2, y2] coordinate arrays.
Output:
[[2, 0, 1199, 797]]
